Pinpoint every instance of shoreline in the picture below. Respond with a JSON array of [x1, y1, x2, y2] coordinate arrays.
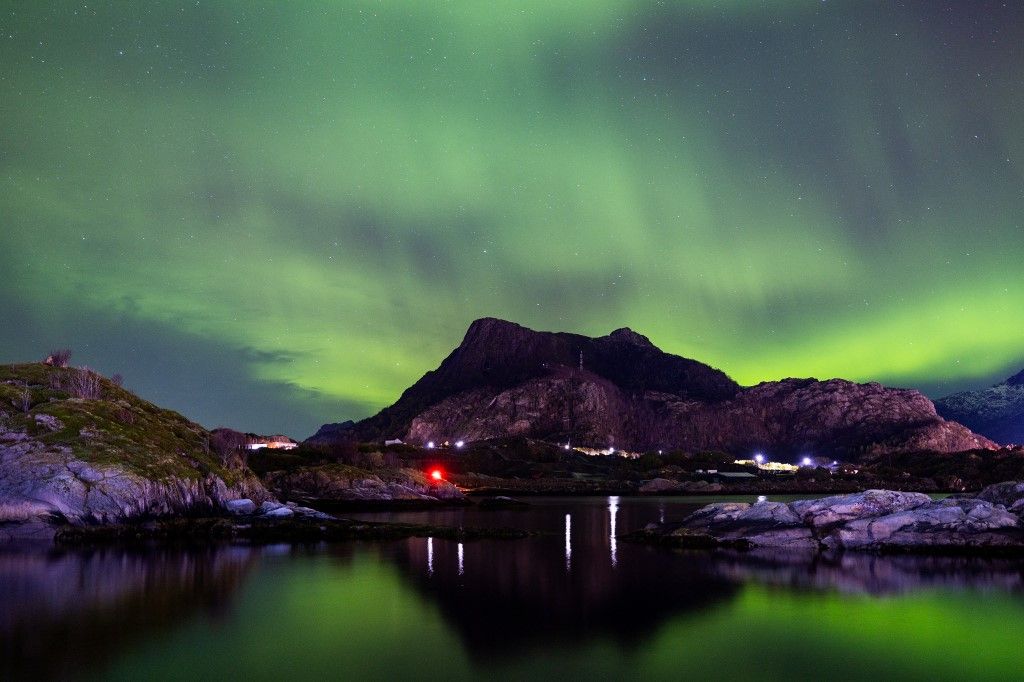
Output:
[[628, 484, 1024, 556]]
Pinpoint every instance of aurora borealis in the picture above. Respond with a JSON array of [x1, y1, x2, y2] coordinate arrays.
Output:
[[2, 2, 1023, 436]]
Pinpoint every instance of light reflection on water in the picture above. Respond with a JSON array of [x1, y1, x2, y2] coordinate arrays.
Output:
[[564, 513, 571, 572], [3, 496, 1024, 681], [608, 495, 619, 567]]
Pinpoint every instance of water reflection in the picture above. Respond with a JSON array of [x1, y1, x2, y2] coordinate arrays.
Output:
[[0, 545, 258, 680], [5, 498, 1024, 679], [360, 498, 1024, 661], [564, 513, 572, 573], [608, 495, 619, 567]]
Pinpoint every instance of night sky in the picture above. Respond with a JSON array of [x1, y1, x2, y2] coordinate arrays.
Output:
[[2, 2, 1023, 437]]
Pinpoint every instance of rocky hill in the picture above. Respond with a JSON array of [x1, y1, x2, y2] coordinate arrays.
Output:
[[0, 363, 270, 539], [934, 369, 1024, 445], [310, 317, 739, 446], [310, 318, 994, 460]]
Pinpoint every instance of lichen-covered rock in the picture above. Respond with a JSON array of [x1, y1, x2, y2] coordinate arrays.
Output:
[[790, 490, 932, 530], [824, 498, 1020, 551], [641, 486, 1024, 555], [678, 500, 817, 549]]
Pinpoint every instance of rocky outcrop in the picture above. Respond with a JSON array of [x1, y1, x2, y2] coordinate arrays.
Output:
[[934, 369, 1024, 445], [825, 497, 1020, 551], [0, 440, 269, 540], [317, 317, 994, 458], [675, 500, 818, 549], [265, 464, 464, 504], [636, 484, 1024, 554], [0, 364, 272, 540]]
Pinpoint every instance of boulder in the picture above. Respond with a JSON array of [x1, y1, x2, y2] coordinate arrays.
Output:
[[790, 490, 932, 530], [225, 499, 257, 515], [824, 498, 1020, 551], [971, 481, 1024, 513], [262, 506, 294, 518], [680, 500, 817, 549]]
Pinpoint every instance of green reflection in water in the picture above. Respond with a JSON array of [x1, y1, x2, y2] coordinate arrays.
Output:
[[97, 549, 1024, 681]]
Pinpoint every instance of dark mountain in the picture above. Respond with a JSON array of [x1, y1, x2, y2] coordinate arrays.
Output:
[[934, 369, 1024, 446], [309, 318, 738, 445], [310, 318, 994, 460]]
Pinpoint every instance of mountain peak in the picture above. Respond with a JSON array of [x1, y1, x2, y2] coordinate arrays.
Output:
[[606, 327, 654, 348], [1004, 369, 1024, 386], [463, 317, 527, 339]]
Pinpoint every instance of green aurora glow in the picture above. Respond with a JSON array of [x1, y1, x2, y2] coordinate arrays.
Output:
[[2, 2, 1022, 435]]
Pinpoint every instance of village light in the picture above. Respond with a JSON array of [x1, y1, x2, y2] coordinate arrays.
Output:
[[754, 453, 765, 464], [455, 440, 465, 449], [426, 441, 435, 449], [430, 468, 444, 481], [563, 443, 570, 450], [801, 457, 812, 467]]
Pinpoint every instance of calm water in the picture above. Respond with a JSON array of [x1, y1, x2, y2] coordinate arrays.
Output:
[[4, 496, 1024, 681]]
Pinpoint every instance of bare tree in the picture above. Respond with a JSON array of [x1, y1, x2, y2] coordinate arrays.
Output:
[[111, 373, 124, 388], [14, 381, 31, 413], [209, 428, 249, 469], [44, 349, 72, 368], [50, 367, 103, 400]]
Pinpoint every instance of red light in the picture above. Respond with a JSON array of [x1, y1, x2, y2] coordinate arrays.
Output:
[[430, 469, 443, 481]]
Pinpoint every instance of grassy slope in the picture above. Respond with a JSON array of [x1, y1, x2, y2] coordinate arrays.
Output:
[[0, 363, 241, 484]]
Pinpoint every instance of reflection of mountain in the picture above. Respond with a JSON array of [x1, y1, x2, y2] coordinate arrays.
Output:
[[375, 498, 1024, 660], [378, 500, 740, 658], [0, 546, 258, 680]]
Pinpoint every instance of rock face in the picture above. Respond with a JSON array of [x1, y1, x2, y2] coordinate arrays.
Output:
[[0, 364, 272, 540], [647, 484, 1024, 553], [934, 369, 1024, 445], [313, 318, 993, 459]]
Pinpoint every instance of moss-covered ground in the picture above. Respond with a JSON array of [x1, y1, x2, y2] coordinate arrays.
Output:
[[0, 363, 240, 483]]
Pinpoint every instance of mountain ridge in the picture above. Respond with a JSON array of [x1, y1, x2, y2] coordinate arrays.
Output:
[[934, 368, 1024, 445], [310, 318, 994, 460]]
